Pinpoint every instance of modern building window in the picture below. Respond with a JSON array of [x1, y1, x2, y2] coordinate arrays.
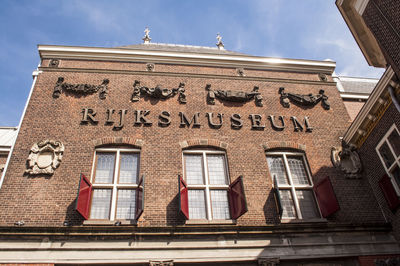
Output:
[[376, 124, 400, 195], [89, 148, 140, 220], [183, 150, 231, 220], [266, 151, 320, 219]]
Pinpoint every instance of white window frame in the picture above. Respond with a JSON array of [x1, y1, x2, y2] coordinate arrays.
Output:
[[376, 124, 400, 196], [182, 150, 230, 220], [90, 147, 140, 220], [266, 151, 321, 219]]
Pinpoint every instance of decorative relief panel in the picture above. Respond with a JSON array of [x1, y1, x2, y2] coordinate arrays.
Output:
[[49, 59, 59, 68], [25, 140, 64, 175], [53, 77, 109, 99], [279, 87, 330, 110], [206, 84, 263, 107], [331, 140, 362, 178], [131, 80, 186, 104]]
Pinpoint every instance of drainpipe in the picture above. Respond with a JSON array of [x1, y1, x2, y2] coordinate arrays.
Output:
[[389, 81, 400, 113]]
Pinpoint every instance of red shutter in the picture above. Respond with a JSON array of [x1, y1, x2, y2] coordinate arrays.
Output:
[[228, 176, 248, 220], [273, 176, 283, 218], [314, 176, 340, 217], [135, 174, 145, 221], [179, 175, 189, 219], [379, 174, 400, 211], [75, 174, 92, 220]]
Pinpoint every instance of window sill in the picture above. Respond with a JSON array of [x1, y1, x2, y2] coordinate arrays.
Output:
[[280, 218, 327, 224], [83, 219, 137, 226], [185, 219, 236, 225]]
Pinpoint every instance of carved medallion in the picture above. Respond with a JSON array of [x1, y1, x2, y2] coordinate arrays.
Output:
[[53, 77, 109, 99], [279, 87, 330, 110], [146, 63, 155, 71], [206, 84, 263, 107], [25, 140, 64, 175], [131, 80, 186, 104], [49, 59, 59, 68], [331, 140, 362, 178]]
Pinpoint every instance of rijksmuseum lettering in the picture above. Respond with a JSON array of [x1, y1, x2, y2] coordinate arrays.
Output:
[[81, 108, 314, 132]]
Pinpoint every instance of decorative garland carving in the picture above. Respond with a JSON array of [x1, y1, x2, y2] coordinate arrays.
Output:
[[131, 80, 186, 104], [331, 140, 362, 178], [53, 77, 109, 99], [206, 84, 263, 107], [25, 140, 64, 175], [279, 87, 330, 110]]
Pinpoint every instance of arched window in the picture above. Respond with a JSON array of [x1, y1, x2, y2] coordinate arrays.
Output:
[[266, 150, 320, 219]]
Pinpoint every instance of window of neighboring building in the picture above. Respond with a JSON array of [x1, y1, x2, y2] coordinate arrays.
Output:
[[266, 151, 320, 219], [376, 124, 400, 196], [183, 150, 231, 220], [89, 148, 140, 220]]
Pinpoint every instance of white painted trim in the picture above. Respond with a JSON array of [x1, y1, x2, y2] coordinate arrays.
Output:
[[340, 93, 369, 100], [343, 67, 395, 144], [354, 0, 370, 15], [38, 45, 336, 74], [0, 68, 41, 189], [375, 124, 400, 196]]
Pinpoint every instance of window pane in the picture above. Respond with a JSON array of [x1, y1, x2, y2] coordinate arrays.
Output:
[[116, 189, 136, 219], [185, 155, 204, 185], [90, 189, 112, 219], [188, 190, 207, 219], [280, 190, 296, 219], [119, 153, 139, 184], [296, 190, 319, 219], [391, 165, 400, 188], [210, 190, 230, 219], [287, 156, 310, 185], [388, 130, 400, 157], [207, 155, 228, 185], [267, 156, 289, 185], [95, 153, 115, 183], [379, 142, 395, 168]]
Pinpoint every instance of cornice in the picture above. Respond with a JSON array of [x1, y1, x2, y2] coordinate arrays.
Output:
[[38, 45, 336, 74], [38, 67, 337, 86], [343, 67, 395, 147]]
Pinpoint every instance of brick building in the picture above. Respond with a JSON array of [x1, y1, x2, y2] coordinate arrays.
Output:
[[0, 31, 399, 265], [336, 0, 400, 257]]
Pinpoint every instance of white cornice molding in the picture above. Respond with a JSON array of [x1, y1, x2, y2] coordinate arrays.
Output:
[[354, 0, 370, 15], [343, 67, 395, 144], [38, 45, 336, 74], [340, 92, 370, 100]]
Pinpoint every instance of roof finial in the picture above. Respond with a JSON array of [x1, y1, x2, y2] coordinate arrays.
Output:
[[143, 27, 151, 44], [216, 33, 224, 50]]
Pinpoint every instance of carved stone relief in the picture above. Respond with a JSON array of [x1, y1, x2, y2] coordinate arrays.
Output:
[[25, 140, 64, 175], [236, 68, 245, 76], [146, 63, 155, 71], [53, 77, 109, 99], [49, 59, 59, 68], [131, 80, 186, 104], [149, 260, 174, 266], [206, 84, 263, 107], [319, 73, 328, 82], [331, 140, 362, 178], [279, 87, 330, 110], [258, 257, 280, 266]]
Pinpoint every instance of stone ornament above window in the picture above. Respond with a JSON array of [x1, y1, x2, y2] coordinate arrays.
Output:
[[331, 140, 362, 178], [25, 140, 64, 175], [279, 87, 330, 110], [205, 84, 263, 107], [131, 80, 186, 104], [53, 77, 109, 99], [48, 59, 59, 68], [146, 63, 155, 71]]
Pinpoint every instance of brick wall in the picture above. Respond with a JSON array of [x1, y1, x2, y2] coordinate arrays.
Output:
[[0, 57, 385, 227], [363, 0, 400, 77], [359, 104, 400, 241], [343, 100, 365, 122]]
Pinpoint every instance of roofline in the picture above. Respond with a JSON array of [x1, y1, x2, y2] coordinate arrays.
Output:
[[0, 127, 17, 130], [38, 45, 336, 74], [336, 0, 386, 68], [343, 66, 395, 145]]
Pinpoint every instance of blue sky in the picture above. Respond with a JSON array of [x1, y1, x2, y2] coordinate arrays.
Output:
[[0, 0, 384, 126]]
